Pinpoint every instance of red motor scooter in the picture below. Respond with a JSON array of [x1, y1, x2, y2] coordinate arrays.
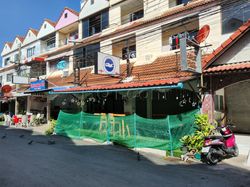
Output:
[[201, 124, 239, 165]]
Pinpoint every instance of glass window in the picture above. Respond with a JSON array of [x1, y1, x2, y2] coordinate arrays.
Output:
[[89, 14, 101, 36], [14, 54, 19, 62], [101, 11, 109, 30], [83, 20, 89, 38], [0, 76, 2, 84], [82, 10, 109, 38], [27, 46, 36, 58], [215, 95, 224, 111], [130, 9, 144, 22], [7, 73, 13, 82], [222, 2, 250, 34], [69, 31, 79, 40], [122, 45, 136, 60], [91, 0, 94, 5], [46, 38, 56, 50], [177, 0, 190, 5], [73, 43, 100, 68], [4, 57, 10, 66]]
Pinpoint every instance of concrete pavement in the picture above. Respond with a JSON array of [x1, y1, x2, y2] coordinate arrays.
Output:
[[0, 126, 250, 187]]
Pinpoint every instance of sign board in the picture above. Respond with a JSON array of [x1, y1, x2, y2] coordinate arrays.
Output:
[[12, 75, 30, 84], [97, 52, 120, 75], [30, 80, 48, 91], [57, 60, 68, 70]]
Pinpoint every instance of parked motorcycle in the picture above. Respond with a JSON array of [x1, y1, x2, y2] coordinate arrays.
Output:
[[201, 124, 239, 165]]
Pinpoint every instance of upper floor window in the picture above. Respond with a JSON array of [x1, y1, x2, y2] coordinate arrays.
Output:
[[4, 57, 10, 66], [69, 31, 79, 40], [64, 13, 68, 18], [14, 54, 19, 62], [27, 46, 36, 58], [122, 45, 136, 60], [7, 73, 13, 82], [0, 76, 2, 84], [177, 0, 190, 5], [91, 0, 94, 5], [169, 30, 198, 50], [82, 10, 109, 38], [46, 38, 56, 50], [222, 2, 250, 34], [130, 10, 144, 22], [73, 43, 100, 68]]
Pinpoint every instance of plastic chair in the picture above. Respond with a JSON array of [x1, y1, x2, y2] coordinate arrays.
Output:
[[29, 115, 37, 126], [21, 115, 28, 127]]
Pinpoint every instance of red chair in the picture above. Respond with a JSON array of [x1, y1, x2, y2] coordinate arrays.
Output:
[[13, 115, 19, 125]]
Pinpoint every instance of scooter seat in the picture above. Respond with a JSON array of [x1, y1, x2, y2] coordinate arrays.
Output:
[[205, 135, 223, 140]]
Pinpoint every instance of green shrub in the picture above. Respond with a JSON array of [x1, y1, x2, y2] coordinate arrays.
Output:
[[45, 120, 57, 136], [181, 114, 215, 153]]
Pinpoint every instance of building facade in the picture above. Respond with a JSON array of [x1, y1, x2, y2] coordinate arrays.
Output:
[[0, 0, 249, 127]]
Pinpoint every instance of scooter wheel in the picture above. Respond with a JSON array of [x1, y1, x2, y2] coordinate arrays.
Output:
[[207, 148, 220, 165]]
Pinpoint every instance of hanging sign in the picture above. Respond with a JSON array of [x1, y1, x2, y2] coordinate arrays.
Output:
[[97, 52, 120, 75], [30, 80, 48, 91], [57, 60, 68, 70]]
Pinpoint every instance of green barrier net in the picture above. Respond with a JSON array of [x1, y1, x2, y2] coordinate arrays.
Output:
[[55, 109, 199, 151]]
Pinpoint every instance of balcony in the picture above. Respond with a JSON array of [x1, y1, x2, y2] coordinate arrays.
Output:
[[120, 0, 144, 25]]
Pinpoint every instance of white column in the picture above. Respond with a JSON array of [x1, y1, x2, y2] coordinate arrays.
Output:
[[47, 98, 51, 124], [147, 91, 153, 118], [27, 96, 31, 113]]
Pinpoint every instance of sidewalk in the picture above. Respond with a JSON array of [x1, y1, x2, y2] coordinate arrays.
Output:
[[4, 124, 250, 170]]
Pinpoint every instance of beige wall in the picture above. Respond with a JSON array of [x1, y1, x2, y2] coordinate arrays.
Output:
[[226, 80, 250, 133], [136, 27, 162, 65], [215, 31, 250, 65], [144, 0, 169, 19], [109, 6, 122, 28], [199, 5, 222, 50]]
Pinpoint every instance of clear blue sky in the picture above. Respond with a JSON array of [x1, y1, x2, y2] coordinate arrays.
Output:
[[0, 0, 80, 64]]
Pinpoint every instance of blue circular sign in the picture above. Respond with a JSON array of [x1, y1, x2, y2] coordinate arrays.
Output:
[[104, 58, 114, 73], [57, 60, 67, 70]]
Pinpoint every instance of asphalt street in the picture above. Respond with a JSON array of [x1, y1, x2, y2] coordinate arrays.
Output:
[[0, 126, 249, 187]]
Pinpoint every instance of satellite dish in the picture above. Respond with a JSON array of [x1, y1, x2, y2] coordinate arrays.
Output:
[[195, 25, 210, 44], [2, 85, 12, 93]]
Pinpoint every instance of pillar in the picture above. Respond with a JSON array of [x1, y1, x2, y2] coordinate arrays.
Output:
[[15, 98, 19, 115], [26, 96, 31, 113], [47, 98, 51, 124], [147, 91, 153, 118]]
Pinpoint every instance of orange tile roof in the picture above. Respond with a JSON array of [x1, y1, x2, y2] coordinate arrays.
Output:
[[44, 19, 56, 27], [5, 42, 13, 48], [30, 28, 39, 36], [16, 36, 25, 43], [55, 7, 79, 26], [64, 7, 79, 16], [204, 19, 250, 68], [49, 54, 196, 92], [204, 61, 250, 74]]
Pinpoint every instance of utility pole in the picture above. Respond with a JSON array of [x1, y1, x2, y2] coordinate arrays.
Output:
[[15, 44, 21, 115], [126, 40, 131, 77]]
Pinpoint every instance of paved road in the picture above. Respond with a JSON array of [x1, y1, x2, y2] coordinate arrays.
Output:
[[0, 126, 249, 187]]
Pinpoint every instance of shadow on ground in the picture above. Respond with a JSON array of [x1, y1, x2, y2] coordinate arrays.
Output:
[[0, 126, 249, 187]]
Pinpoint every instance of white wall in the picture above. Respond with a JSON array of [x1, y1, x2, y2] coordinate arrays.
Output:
[[37, 21, 55, 39], [21, 40, 41, 62], [23, 30, 37, 46], [215, 31, 250, 65]]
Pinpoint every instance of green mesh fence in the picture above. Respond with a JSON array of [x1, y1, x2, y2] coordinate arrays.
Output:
[[55, 109, 199, 151]]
